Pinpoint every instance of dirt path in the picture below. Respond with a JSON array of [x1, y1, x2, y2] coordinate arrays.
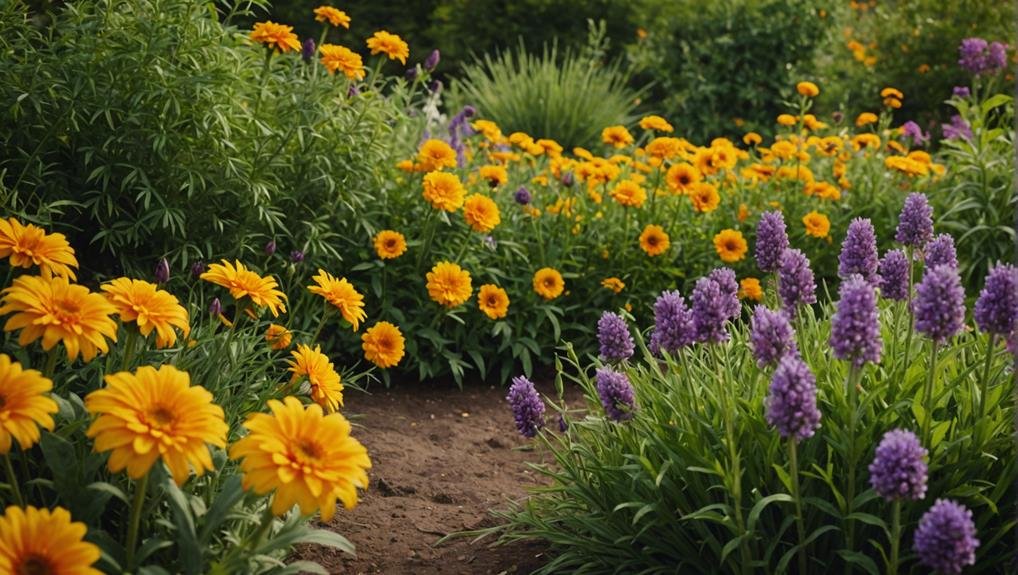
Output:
[[298, 379, 574, 574]]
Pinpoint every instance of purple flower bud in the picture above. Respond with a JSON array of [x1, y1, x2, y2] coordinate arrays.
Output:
[[190, 260, 206, 279], [914, 265, 966, 343], [750, 305, 797, 368], [461, 105, 477, 118], [155, 257, 170, 284], [264, 239, 277, 256], [561, 172, 575, 188], [778, 248, 817, 314], [895, 193, 934, 249], [347, 84, 360, 98], [209, 297, 222, 316], [925, 233, 957, 270], [878, 249, 910, 301], [595, 367, 637, 422], [506, 376, 545, 438], [290, 250, 305, 263], [755, 211, 789, 273], [942, 115, 972, 140], [830, 275, 883, 367], [869, 429, 928, 501], [597, 311, 635, 362], [424, 49, 441, 71], [901, 121, 930, 147], [974, 263, 1018, 336], [765, 355, 821, 440], [952, 86, 971, 98], [839, 218, 878, 284], [428, 79, 443, 94], [913, 499, 979, 574], [649, 290, 695, 355], [514, 186, 532, 205], [558, 413, 568, 432], [404, 66, 419, 82], [301, 37, 316, 63]]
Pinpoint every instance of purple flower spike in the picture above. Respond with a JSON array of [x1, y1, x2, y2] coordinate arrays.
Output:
[[914, 265, 966, 343], [765, 355, 821, 440], [649, 290, 695, 355], [595, 367, 637, 422], [692, 274, 737, 344], [749, 305, 798, 368], [597, 311, 635, 362], [925, 234, 958, 270], [901, 121, 930, 147], [506, 376, 545, 438], [708, 267, 741, 320], [301, 38, 316, 63], [878, 249, 910, 301], [942, 115, 972, 141], [914, 499, 979, 574], [974, 264, 1018, 336], [830, 275, 883, 367], [895, 193, 934, 249], [424, 49, 441, 71], [190, 260, 206, 279], [778, 248, 817, 314], [755, 211, 789, 273], [839, 218, 878, 284], [959, 37, 1009, 75], [869, 429, 928, 501], [209, 297, 222, 317]]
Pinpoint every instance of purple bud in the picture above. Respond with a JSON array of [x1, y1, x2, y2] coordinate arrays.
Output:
[[428, 79, 443, 94], [895, 193, 934, 249], [649, 290, 695, 355], [301, 37, 316, 63], [404, 66, 419, 82], [750, 305, 798, 368], [974, 264, 1018, 336], [830, 275, 883, 367], [209, 297, 222, 316], [755, 211, 790, 273], [461, 105, 477, 118], [595, 367, 637, 422], [869, 429, 928, 501], [952, 86, 971, 98], [914, 265, 966, 343], [878, 249, 910, 301], [290, 250, 305, 263], [765, 355, 821, 440], [913, 499, 979, 574], [264, 239, 277, 256], [925, 234, 957, 270], [506, 376, 545, 438], [597, 311, 635, 362], [347, 84, 360, 98], [778, 248, 817, 314], [561, 172, 575, 188], [190, 260, 206, 279], [424, 49, 441, 71], [514, 186, 532, 205], [839, 218, 878, 284], [558, 413, 568, 432], [154, 257, 170, 284]]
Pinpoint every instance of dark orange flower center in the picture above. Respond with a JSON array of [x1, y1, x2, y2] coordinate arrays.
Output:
[[18, 555, 53, 575], [148, 406, 176, 427], [647, 236, 659, 246], [296, 440, 323, 460]]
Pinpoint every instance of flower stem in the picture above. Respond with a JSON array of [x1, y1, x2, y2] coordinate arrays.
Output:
[[888, 499, 901, 575], [42, 347, 59, 380], [978, 334, 997, 419], [3, 454, 23, 507], [900, 249, 915, 381], [789, 438, 808, 574], [922, 340, 940, 450], [843, 364, 861, 566], [125, 473, 149, 571]]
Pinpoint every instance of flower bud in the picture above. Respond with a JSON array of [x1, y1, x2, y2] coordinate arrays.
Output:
[[209, 297, 222, 316], [155, 258, 170, 284], [301, 38, 316, 63], [265, 239, 277, 256], [424, 49, 441, 71]]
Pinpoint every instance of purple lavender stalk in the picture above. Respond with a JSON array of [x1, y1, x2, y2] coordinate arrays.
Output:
[[778, 249, 817, 314], [830, 275, 883, 367], [839, 218, 878, 284], [925, 234, 958, 271], [868, 429, 928, 501], [597, 311, 635, 362], [749, 305, 797, 368], [765, 355, 821, 440], [913, 499, 979, 574], [755, 211, 789, 273], [649, 290, 695, 355], [506, 376, 545, 438], [878, 249, 910, 301], [595, 367, 637, 422], [914, 265, 966, 343], [974, 264, 1018, 336], [895, 193, 933, 249]]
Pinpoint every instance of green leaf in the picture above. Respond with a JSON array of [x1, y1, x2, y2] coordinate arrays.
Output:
[[747, 494, 793, 533], [163, 477, 202, 575], [291, 529, 356, 555], [837, 549, 880, 575], [199, 475, 245, 544]]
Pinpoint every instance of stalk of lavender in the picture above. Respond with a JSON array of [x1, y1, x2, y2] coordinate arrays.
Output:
[[649, 290, 695, 356], [506, 376, 545, 438], [913, 499, 979, 574], [778, 248, 817, 316], [894, 194, 934, 404], [756, 212, 789, 301], [870, 429, 928, 575], [749, 305, 797, 368], [839, 218, 879, 285], [914, 265, 966, 448], [597, 311, 635, 362], [880, 249, 911, 391], [973, 264, 1018, 417]]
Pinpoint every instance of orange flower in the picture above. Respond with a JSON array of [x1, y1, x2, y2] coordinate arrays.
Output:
[[320, 44, 365, 80], [639, 115, 674, 132], [307, 270, 366, 331], [803, 211, 831, 238], [426, 262, 472, 307], [610, 179, 647, 208], [532, 268, 564, 300], [201, 260, 287, 317], [288, 344, 343, 412], [738, 278, 763, 301], [666, 163, 700, 195], [601, 125, 634, 149], [796, 81, 820, 97], [463, 194, 501, 232], [265, 324, 292, 350], [639, 225, 670, 257], [361, 322, 405, 368], [422, 171, 466, 212], [0, 217, 78, 279], [417, 139, 457, 172], [101, 277, 190, 348], [477, 284, 510, 320], [690, 183, 720, 213], [601, 277, 625, 294], [313, 6, 351, 28], [713, 229, 748, 263], [373, 230, 407, 260], [250, 21, 301, 53], [366, 30, 409, 64]]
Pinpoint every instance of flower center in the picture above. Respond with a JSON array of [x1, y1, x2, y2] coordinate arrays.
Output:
[[384, 239, 396, 249], [53, 297, 82, 327], [18, 555, 53, 575], [648, 236, 658, 247], [148, 406, 176, 428], [725, 241, 738, 251], [296, 439, 323, 460]]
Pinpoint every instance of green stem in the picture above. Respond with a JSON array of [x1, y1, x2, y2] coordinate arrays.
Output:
[[310, 306, 332, 343], [900, 250, 915, 381], [977, 334, 997, 419], [3, 455, 23, 507], [789, 439, 808, 575], [888, 499, 901, 575], [713, 344, 751, 575], [844, 365, 861, 566], [922, 340, 940, 450], [41, 347, 59, 380], [246, 503, 277, 551], [125, 473, 150, 571]]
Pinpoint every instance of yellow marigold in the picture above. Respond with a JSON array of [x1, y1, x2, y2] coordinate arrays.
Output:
[[887, 140, 908, 155], [536, 138, 564, 157], [796, 81, 820, 97], [885, 156, 928, 177], [738, 278, 763, 301], [743, 132, 762, 146], [426, 262, 472, 307], [803, 114, 827, 131], [777, 114, 798, 126], [472, 119, 503, 141], [229, 396, 371, 520], [478, 164, 508, 187], [361, 321, 405, 368], [396, 159, 415, 172], [816, 136, 843, 156], [422, 171, 466, 212], [85, 365, 227, 484], [313, 6, 350, 28], [690, 182, 721, 213], [477, 284, 510, 320], [308, 269, 366, 331], [805, 181, 841, 201], [776, 164, 815, 184], [101, 277, 189, 349], [713, 229, 748, 263], [0, 275, 117, 362], [601, 277, 625, 294], [0, 218, 78, 280], [855, 112, 878, 127], [0, 506, 102, 575], [601, 125, 634, 148], [770, 140, 797, 160], [0, 354, 57, 454], [610, 179, 647, 208], [265, 323, 293, 350], [463, 194, 501, 233], [802, 211, 831, 238], [532, 268, 564, 300], [907, 150, 932, 165], [373, 230, 407, 260], [366, 30, 408, 64], [417, 139, 457, 172], [666, 163, 700, 194], [288, 344, 343, 413], [319, 44, 364, 80], [573, 147, 594, 160], [883, 97, 902, 109], [201, 260, 287, 317], [880, 87, 904, 99], [639, 115, 674, 132], [851, 133, 882, 151], [645, 137, 683, 160], [250, 21, 301, 53], [639, 224, 670, 257], [738, 203, 751, 222]]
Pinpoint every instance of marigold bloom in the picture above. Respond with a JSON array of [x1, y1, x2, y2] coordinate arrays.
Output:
[[422, 171, 466, 212], [639, 115, 673, 132], [690, 182, 720, 213], [610, 179, 647, 208], [796, 81, 820, 97], [101, 277, 190, 348], [478, 164, 508, 187], [645, 137, 683, 160], [288, 344, 343, 412], [880, 87, 904, 99], [308, 270, 366, 331], [361, 321, 406, 368], [665, 163, 700, 194], [201, 260, 287, 317], [639, 225, 670, 257], [532, 268, 564, 300], [739, 278, 764, 301], [601, 277, 625, 294], [802, 211, 831, 238], [777, 114, 798, 126], [0, 505, 102, 575], [601, 125, 633, 148], [477, 284, 509, 320], [743, 132, 762, 146], [427, 262, 473, 307], [417, 139, 457, 172], [0, 217, 78, 279], [463, 194, 501, 232], [1, 275, 117, 362], [855, 112, 878, 127], [85, 365, 227, 484], [0, 354, 57, 454], [265, 323, 293, 350], [319, 44, 364, 80], [313, 6, 350, 28], [373, 230, 407, 260], [713, 229, 748, 263], [366, 30, 409, 64], [230, 397, 371, 520], [250, 21, 301, 53]]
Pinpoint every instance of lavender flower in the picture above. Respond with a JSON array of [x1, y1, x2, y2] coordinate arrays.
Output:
[[765, 355, 821, 440], [913, 499, 979, 574], [878, 249, 910, 301], [942, 115, 972, 140], [830, 275, 883, 366], [925, 233, 958, 270], [692, 272, 738, 343], [428, 79, 442, 94], [597, 311, 635, 362], [301, 38, 316, 63], [914, 265, 966, 343], [709, 267, 741, 320], [901, 121, 930, 147], [264, 239, 277, 256], [778, 248, 817, 313], [868, 429, 928, 501], [506, 376, 545, 438], [895, 193, 934, 249], [290, 250, 305, 263], [952, 86, 971, 98], [988, 41, 1008, 70], [595, 367, 637, 422], [209, 297, 222, 317], [424, 49, 441, 71], [839, 218, 878, 284], [155, 257, 170, 284], [959, 37, 990, 74], [190, 260, 206, 279], [974, 264, 1018, 335], [749, 305, 797, 368], [755, 211, 789, 273], [514, 186, 532, 205], [649, 290, 696, 355]]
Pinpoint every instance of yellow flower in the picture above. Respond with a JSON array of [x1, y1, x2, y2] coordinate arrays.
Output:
[[319, 44, 364, 80], [265, 323, 293, 350], [396, 159, 415, 172], [472, 120, 503, 141], [422, 171, 466, 212], [639, 224, 670, 257], [361, 322, 405, 368], [855, 112, 878, 127], [536, 138, 564, 157], [666, 163, 701, 195], [230, 397, 371, 520], [85, 365, 227, 485], [770, 140, 797, 160], [201, 260, 287, 317], [250, 21, 301, 53], [743, 132, 762, 146], [0, 354, 57, 454], [713, 229, 748, 263], [601, 125, 634, 149], [288, 344, 343, 412], [0, 506, 102, 575], [802, 211, 831, 238], [738, 278, 763, 301], [478, 164, 508, 187], [805, 181, 841, 201], [0, 275, 117, 362], [533, 268, 564, 300], [690, 182, 720, 213], [313, 6, 350, 28], [101, 277, 190, 349], [796, 81, 820, 97], [639, 115, 674, 132], [426, 262, 472, 307], [610, 179, 647, 208], [308, 270, 366, 331], [477, 284, 509, 320], [738, 203, 751, 222], [373, 230, 407, 260], [777, 114, 798, 126], [885, 156, 928, 177], [463, 194, 501, 232], [601, 277, 625, 294], [883, 97, 902, 109], [880, 87, 904, 99], [417, 139, 457, 172], [851, 133, 882, 151], [366, 30, 409, 64], [0, 218, 79, 280]]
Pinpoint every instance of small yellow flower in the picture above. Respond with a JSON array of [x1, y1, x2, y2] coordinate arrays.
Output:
[[777, 114, 798, 126], [802, 211, 831, 238], [532, 268, 564, 300], [0, 354, 57, 454], [250, 21, 301, 53], [265, 324, 292, 350], [478, 164, 508, 187], [880, 87, 904, 99], [307, 270, 366, 331], [743, 132, 762, 146], [738, 278, 764, 301], [101, 277, 190, 349], [610, 179, 647, 208], [855, 112, 878, 127], [796, 81, 820, 97], [366, 30, 409, 64], [639, 225, 670, 257], [690, 182, 720, 213], [427, 262, 473, 308], [374, 230, 407, 260], [362, 322, 406, 368], [201, 260, 287, 317], [477, 284, 510, 320], [601, 277, 625, 294], [417, 139, 457, 172], [738, 203, 751, 222], [288, 344, 343, 412], [313, 6, 350, 28], [666, 163, 700, 195], [463, 194, 501, 233], [0, 217, 78, 279], [422, 171, 466, 212], [601, 125, 634, 149], [639, 115, 674, 132], [319, 44, 364, 80], [713, 229, 748, 263]]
